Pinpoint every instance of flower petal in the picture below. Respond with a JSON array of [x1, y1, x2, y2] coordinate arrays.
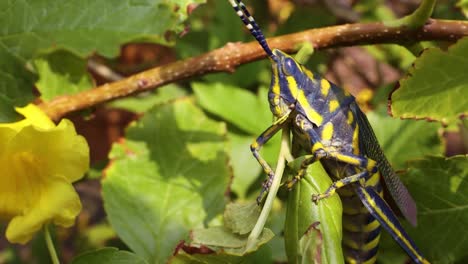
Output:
[[6, 119, 89, 183], [5, 175, 82, 244], [0, 104, 90, 244], [15, 104, 55, 129]]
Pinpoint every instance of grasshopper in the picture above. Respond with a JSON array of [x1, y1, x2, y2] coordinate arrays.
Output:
[[227, 0, 429, 263]]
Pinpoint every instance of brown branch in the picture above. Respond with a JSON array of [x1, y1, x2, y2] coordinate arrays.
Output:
[[39, 19, 468, 121]]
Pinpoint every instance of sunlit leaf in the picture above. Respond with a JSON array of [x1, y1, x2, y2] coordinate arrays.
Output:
[[102, 98, 230, 263], [367, 106, 442, 169], [33, 50, 93, 101], [391, 37, 468, 129]]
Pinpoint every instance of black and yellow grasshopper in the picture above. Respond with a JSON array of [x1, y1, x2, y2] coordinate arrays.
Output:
[[227, 0, 429, 263]]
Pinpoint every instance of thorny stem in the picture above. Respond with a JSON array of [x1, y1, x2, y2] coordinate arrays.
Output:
[[246, 127, 291, 252], [38, 19, 468, 121], [44, 224, 60, 264]]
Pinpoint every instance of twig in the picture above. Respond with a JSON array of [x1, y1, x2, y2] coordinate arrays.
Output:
[[246, 127, 291, 252], [39, 19, 468, 121]]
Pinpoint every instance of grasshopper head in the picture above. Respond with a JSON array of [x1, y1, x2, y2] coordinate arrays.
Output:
[[268, 49, 305, 117], [227, 0, 305, 118]]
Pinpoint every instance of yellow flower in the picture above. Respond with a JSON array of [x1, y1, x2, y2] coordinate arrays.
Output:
[[0, 104, 89, 244]]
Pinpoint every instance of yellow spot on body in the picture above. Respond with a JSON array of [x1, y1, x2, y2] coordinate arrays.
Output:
[[347, 110, 354, 124], [352, 125, 359, 151], [346, 255, 377, 264], [321, 122, 334, 141], [343, 232, 380, 251], [305, 69, 314, 80], [343, 238, 360, 250], [363, 220, 380, 232], [362, 234, 380, 251], [329, 100, 339, 112], [321, 79, 331, 96], [366, 159, 376, 172], [343, 219, 380, 233], [366, 172, 380, 187]]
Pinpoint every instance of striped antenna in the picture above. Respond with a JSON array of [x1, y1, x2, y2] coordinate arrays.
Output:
[[228, 0, 274, 58]]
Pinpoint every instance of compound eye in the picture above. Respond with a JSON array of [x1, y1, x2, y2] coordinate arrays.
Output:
[[282, 58, 298, 76]]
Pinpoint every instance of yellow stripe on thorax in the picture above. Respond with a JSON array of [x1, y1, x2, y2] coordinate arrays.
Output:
[[297, 90, 323, 125], [286, 76, 299, 99]]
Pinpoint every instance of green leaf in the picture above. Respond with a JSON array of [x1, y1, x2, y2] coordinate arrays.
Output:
[[284, 161, 343, 264], [402, 156, 468, 263], [193, 82, 271, 134], [102, 98, 230, 263], [0, 0, 205, 59], [228, 132, 261, 198], [170, 227, 274, 263], [169, 226, 274, 263], [457, 0, 468, 18], [0, 45, 35, 122], [365, 44, 416, 70], [224, 201, 261, 235], [109, 84, 188, 113], [83, 223, 117, 248], [391, 37, 468, 128], [189, 226, 274, 254], [194, 83, 281, 197], [33, 49, 93, 100], [72, 248, 147, 264], [367, 106, 442, 169], [0, 0, 203, 119]]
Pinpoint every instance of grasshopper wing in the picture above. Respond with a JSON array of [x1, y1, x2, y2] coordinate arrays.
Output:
[[351, 103, 418, 226]]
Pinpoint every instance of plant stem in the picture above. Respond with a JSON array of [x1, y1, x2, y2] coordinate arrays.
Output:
[[386, 0, 436, 28], [246, 127, 291, 251], [44, 224, 60, 264], [39, 19, 468, 121]]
